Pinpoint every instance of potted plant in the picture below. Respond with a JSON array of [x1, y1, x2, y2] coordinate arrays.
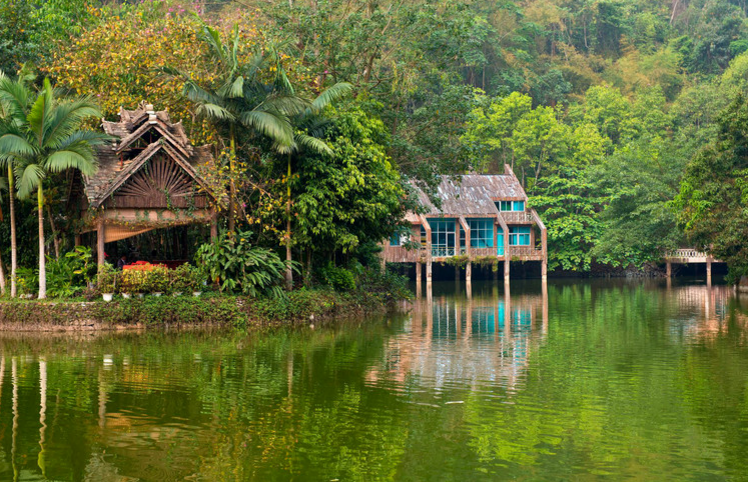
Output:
[[148, 266, 169, 296], [97, 264, 116, 302], [120, 269, 134, 299], [171, 264, 191, 296], [190, 265, 205, 297]]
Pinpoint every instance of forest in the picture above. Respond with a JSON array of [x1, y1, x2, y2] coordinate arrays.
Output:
[[2, 0, 748, 293]]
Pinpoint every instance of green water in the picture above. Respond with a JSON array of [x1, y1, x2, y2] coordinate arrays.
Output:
[[0, 279, 747, 481]]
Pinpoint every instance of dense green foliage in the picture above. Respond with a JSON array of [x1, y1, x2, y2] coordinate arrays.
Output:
[[673, 95, 748, 281], [1, 0, 748, 281]]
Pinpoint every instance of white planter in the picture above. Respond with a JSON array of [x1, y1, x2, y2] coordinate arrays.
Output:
[[172, 292, 183, 297], [152, 292, 162, 297], [102, 293, 114, 302], [121, 293, 131, 299], [192, 291, 202, 297], [135, 293, 144, 299]]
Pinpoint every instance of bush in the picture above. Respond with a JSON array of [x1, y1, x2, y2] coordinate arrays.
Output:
[[318, 263, 356, 292], [96, 264, 117, 294], [196, 229, 292, 298]]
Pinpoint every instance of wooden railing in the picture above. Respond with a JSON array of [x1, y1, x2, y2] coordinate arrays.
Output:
[[665, 249, 708, 259], [500, 211, 534, 223], [509, 246, 544, 257]]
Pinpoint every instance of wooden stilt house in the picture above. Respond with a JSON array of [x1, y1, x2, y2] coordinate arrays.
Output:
[[382, 165, 547, 282], [67, 102, 221, 265]]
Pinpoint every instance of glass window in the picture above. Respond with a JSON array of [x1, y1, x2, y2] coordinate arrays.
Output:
[[467, 218, 494, 248], [389, 233, 400, 246], [430, 219, 457, 256], [509, 226, 531, 246], [497, 200, 525, 211]]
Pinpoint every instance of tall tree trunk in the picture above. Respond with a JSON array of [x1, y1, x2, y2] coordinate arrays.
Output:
[[285, 154, 293, 290], [45, 204, 60, 260], [38, 186, 46, 299], [228, 127, 237, 235], [8, 167, 16, 298], [0, 247, 6, 295], [305, 248, 312, 287]]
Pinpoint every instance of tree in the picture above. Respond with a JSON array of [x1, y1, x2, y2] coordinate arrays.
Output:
[[0, 70, 34, 297], [277, 82, 352, 289], [0, 77, 104, 298], [673, 94, 748, 281], [166, 22, 309, 233]]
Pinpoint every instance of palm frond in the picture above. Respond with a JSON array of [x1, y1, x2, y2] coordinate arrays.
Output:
[[240, 110, 294, 146], [295, 133, 333, 156], [43, 97, 102, 148], [259, 94, 310, 117], [197, 103, 236, 122], [218, 75, 244, 99], [16, 162, 45, 199], [27, 78, 53, 146], [0, 132, 35, 157], [311, 82, 353, 113], [45, 149, 97, 175], [0, 75, 30, 120]]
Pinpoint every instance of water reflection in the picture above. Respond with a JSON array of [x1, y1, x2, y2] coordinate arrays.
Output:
[[0, 281, 746, 480], [366, 284, 548, 394]]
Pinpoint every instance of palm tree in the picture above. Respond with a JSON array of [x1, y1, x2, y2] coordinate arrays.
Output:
[[164, 23, 307, 233], [0, 71, 32, 297], [278, 83, 352, 289], [0, 78, 104, 299]]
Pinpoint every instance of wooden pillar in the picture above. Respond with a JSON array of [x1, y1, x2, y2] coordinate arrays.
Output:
[[493, 222, 499, 285], [466, 261, 472, 283], [504, 228, 510, 285], [415, 262, 422, 297], [706, 257, 712, 286], [455, 265, 461, 283], [210, 210, 218, 240], [666, 261, 672, 278], [97, 220, 105, 266], [542, 259, 548, 283], [74, 234, 82, 247], [426, 261, 433, 285]]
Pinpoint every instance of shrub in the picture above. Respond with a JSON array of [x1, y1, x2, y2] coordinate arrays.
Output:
[[318, 263, 356, 292], [97, 264, 117, 294], [170, 264, 192, 293], [196, 229, 292, 298], [145, 266, 170, 294]]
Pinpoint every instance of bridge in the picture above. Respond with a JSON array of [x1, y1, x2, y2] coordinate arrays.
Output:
[[663, 249, 723, 283]]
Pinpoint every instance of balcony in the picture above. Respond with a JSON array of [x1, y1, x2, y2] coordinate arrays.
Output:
[[500, 211, 534, 223]]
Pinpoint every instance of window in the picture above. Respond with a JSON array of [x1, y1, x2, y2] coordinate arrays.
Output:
[[509, 226, 531, 246], [467, 218, 494, 248], [497, 200, 526, 212], [430, 219, 456, 256], [390, 232, 411, 246]]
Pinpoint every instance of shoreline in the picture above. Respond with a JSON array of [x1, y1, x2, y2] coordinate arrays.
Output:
[[0, 290, 403, 332]]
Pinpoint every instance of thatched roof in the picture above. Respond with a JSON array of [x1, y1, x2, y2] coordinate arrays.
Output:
[[411, 168, 527, 218], [84, 101, 215, 207]]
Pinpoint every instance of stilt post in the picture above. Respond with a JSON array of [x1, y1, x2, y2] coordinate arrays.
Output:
[[666, 261, 672, 278], [97, 219, 105, 266]]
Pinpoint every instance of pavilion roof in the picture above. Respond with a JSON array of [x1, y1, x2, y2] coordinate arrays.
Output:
[[84, 101, 216, 207]]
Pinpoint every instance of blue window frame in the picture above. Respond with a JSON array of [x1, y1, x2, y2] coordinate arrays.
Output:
[[389, 233, 401, 246], [509, 226, 531, 246], [467, 218, 494, 248], [430, 219, 457, 256], [497, 226, 505, 255], [497, 201, 526, 212]]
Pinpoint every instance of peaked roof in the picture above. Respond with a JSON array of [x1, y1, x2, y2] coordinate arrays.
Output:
[[85, 101, 214, 207], [411, 167, 527, 218]]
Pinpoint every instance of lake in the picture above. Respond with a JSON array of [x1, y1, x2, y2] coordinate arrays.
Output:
[[0, 279, 746, 481]]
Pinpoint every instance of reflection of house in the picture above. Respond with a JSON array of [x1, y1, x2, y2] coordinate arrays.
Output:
[[381, 165, 547, 283], [366, 292, 548, 392], [67, 102, 221, 265]]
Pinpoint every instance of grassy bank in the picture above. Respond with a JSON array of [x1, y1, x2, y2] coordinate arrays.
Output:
[[0, 285, 409, 330]]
